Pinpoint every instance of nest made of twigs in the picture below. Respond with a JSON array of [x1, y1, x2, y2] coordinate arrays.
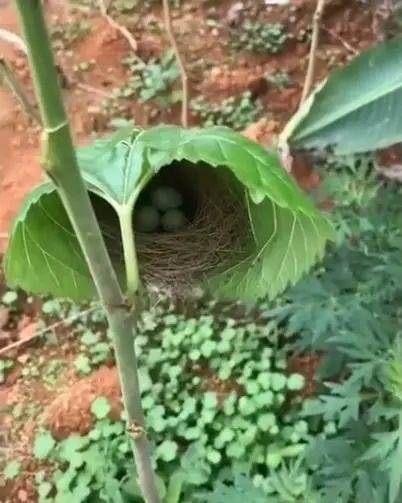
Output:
[[96, 161, 248, 295]]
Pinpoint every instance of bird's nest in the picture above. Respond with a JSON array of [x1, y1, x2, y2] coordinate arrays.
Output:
[[95, 161, 248, 296]]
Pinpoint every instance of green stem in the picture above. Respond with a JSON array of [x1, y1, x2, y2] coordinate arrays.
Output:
[[14, 2, 160, 502], [120, 207, 140, 296]]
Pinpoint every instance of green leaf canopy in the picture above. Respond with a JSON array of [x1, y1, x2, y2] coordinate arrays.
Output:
[[287, 38, 402, 154], [5, 126, 333, 302]]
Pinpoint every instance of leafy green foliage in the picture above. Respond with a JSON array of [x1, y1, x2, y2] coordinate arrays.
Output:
[[269, 158, 402, 502], [50, 20, 90, 50], [34, 430, 57, 460], [91, 396, 112, 419], [108, 0, 181, 14], [266, 71, 292, 89], [135, 303, 311, 484], [4, 460, 21, 481], [191, 92, 262, 130], [75, 329, 112, 375], [206, 472, 267, 502], [230, 20, 287, 54], [120, 50, 180, 105], [5, 126, 332, 302], [287, 38, 402, 154], [32, 414, 139, 502], [30, 302, 317, 501]]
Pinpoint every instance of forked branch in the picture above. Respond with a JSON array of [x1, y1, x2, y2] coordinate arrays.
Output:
[[97, 0, 138, 54]]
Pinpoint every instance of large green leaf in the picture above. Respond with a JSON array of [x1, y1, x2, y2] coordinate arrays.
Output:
[[4, 184, 94, 301], [287, 38, 402, 154], [76, 126, 150, 208], [5, 126, 332, 302], [139, 126, 319, 215]]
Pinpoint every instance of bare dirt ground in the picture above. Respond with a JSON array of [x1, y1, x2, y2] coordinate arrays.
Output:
[[0, 0, 382, 499]]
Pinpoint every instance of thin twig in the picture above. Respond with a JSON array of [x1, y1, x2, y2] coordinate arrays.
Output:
[[97, 0, 138, 54], [300, 0, 326, 104], [0, 28, 27, 54], [76, 82, 113, 98], [322, 25, 358, 55], [0, 57, 41, 124], [162, 0, 189, 127], [0, 304, 101, 356]]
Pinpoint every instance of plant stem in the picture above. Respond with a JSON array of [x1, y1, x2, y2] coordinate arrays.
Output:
[[14, 2, 160, 502], [120, 207, 140, 295], [162, 0, 189, 127], [300, 0, 326, 104]]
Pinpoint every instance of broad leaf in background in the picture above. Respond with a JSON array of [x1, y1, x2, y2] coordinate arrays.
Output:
[[5, 126, 332, 302], [287, 38, 402, 154]]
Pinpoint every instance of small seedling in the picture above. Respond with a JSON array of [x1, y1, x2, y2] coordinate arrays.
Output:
[[4, 460, 21, 481], [50, 20, 91, 50], [75, 329, 112, 375], [191, 91, 262, 130], [41, 298, 64, 318], [266, 71, 292, 89], [120, 49, 180, 106], [0, 358, 14, 383], [231, 20, 287, 54], [43, 359, 67, 388]]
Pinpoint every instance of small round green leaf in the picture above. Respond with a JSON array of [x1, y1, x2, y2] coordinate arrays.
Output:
[[271, 373, 287, 391], [33, 431, 56, 460], [157, 440, 178, 462], [91, 397, 111, 419], [4, 460, 21, 480], [287, 373, 305, 391]]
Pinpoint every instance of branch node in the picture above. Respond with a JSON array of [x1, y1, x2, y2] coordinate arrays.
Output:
[[128, 422, 147, 439]]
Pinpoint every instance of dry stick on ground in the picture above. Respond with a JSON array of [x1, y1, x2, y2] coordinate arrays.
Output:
[[76, 82, 113, 98], [321, 25, 358, 55], [162, 0, 189, 127], [0, 305, 101, 356], [97, 0, 138, 53], [300, 0, 327, 104]]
